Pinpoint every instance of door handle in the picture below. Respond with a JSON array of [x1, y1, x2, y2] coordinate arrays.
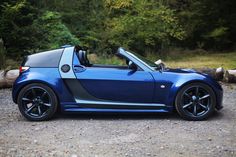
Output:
[[73, 65, 86, 72]]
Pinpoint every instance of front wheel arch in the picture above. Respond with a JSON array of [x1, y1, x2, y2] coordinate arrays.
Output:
[[173, 80, 217, 109], [174, 81, 216, 120]]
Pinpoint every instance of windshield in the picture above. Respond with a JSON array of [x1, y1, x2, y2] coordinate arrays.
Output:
[[126, 51, 157, 68]]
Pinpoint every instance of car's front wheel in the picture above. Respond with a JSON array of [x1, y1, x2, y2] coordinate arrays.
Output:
[[17, 83, 58, 121], [175, 82, 216, 120]]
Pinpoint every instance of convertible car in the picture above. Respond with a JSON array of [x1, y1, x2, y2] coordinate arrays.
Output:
[[12, 46, 223, 121]]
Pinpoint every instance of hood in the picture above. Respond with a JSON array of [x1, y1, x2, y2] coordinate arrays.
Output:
[[164, 68, 197, 74]]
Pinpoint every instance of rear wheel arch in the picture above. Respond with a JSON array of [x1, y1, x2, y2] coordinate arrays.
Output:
[[15, 81, 60, 108]]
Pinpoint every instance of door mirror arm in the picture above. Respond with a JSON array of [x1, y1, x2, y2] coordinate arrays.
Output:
[[128, 61, 137, 71]]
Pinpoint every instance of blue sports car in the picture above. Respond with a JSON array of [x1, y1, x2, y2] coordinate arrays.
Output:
[[12, 46, 223, 121]]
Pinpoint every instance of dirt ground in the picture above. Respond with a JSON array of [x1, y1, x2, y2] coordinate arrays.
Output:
[[0, 83, 235, 157]]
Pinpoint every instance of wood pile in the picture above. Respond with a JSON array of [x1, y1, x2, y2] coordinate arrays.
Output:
[[194, 67, 236, 83], [0, 70, 19, 89]]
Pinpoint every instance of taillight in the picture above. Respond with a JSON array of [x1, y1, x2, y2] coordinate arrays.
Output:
[[19, 66, 30, 74]]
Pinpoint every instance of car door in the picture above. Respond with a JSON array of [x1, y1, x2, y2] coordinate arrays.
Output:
[[70, 51, 155, 104], [73, 66, 155, 103]]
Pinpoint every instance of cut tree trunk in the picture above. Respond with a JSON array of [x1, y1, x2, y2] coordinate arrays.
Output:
[[194, 67, 225, 81], [0, 70, 7, 89], [196, 68, 216, 79], [215, 67, 225, 81], [224, 70, 236, 83], [5, 69, 19, 87]]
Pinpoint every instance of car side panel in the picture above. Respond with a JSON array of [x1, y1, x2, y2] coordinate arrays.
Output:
[[12, 68, 75, 104]]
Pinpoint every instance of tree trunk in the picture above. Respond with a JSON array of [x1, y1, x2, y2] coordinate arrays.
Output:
[[0, 70, 7, 89], [215, 67, 225, 81], [194, 68, 216, 79], [5, 70, 19, 86], [224, 70, 236, 83]]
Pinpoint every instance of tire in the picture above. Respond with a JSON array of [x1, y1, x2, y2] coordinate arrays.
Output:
[[17, 83, 58, 121], [175, 82, 216, 121]]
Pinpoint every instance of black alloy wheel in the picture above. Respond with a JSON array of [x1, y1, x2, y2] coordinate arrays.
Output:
[[17, 83, 58, 121], [175, 82, 216, 120]]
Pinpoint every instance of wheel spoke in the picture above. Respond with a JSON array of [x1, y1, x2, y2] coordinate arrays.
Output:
[[193, 104, 197, 116], [43, 103, 51, 107], [22, 97, 32, 102], [184, 93, 191, 99], [38, 106, 42, 115], [183, 102, 193, 109], [198, 103, 208, 110], [27, 104, 36, 113], [199, 94, 210, 101]]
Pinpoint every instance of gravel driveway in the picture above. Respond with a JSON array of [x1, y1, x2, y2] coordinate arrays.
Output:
[[0, 83, 235, 157]]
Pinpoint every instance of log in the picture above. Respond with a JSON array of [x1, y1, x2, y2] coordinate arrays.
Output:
[[5, 69, 19, 87], [0, 70, 7, 89], [194, 67, 225, 81], [194, 68, 216, 79], [224, 70, 236, 83], [215, 67, 225, 81]]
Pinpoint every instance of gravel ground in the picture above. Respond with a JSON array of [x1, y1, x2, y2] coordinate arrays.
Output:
[[0, 83, 236, 157]]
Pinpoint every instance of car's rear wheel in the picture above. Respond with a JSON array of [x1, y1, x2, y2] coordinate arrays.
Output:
[[17, 83, 58, 121], [175, 82, 216, 120]]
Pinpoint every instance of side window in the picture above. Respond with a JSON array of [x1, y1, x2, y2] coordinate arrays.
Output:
[[87, 53, 127, 66], [74, 50, 142, 70], [23, 49, 63, 67]]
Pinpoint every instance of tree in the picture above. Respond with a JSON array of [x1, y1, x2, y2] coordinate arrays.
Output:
[[0, 0, 40, 57], [103, 0, 186, 54], [34, 11, 79, 51]]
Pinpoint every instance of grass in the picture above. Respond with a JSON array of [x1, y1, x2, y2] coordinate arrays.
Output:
[[162, 52, 236, 69], [89, 51, 236, 70]]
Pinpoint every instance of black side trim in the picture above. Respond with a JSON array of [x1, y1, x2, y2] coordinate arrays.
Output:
[[64, 79, 102, 101]]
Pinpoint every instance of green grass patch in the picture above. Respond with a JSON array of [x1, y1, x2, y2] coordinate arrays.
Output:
[[162, 52, 236, 69], [89, 51, 236, 70]]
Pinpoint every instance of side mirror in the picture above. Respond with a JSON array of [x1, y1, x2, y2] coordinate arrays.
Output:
[[128, 61, 137, 70]]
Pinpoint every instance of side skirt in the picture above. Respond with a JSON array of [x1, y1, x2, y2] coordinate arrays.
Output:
[[61, 102, 172, 113]]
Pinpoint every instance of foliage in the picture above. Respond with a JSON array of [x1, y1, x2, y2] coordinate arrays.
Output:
[[0, 0, 40, 57], [0, 0, 236, 62], [169, 0, 236, 50], [34, 11, 79, 51], [104, 0, 186, 54], [0, 0, 79, 57]]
